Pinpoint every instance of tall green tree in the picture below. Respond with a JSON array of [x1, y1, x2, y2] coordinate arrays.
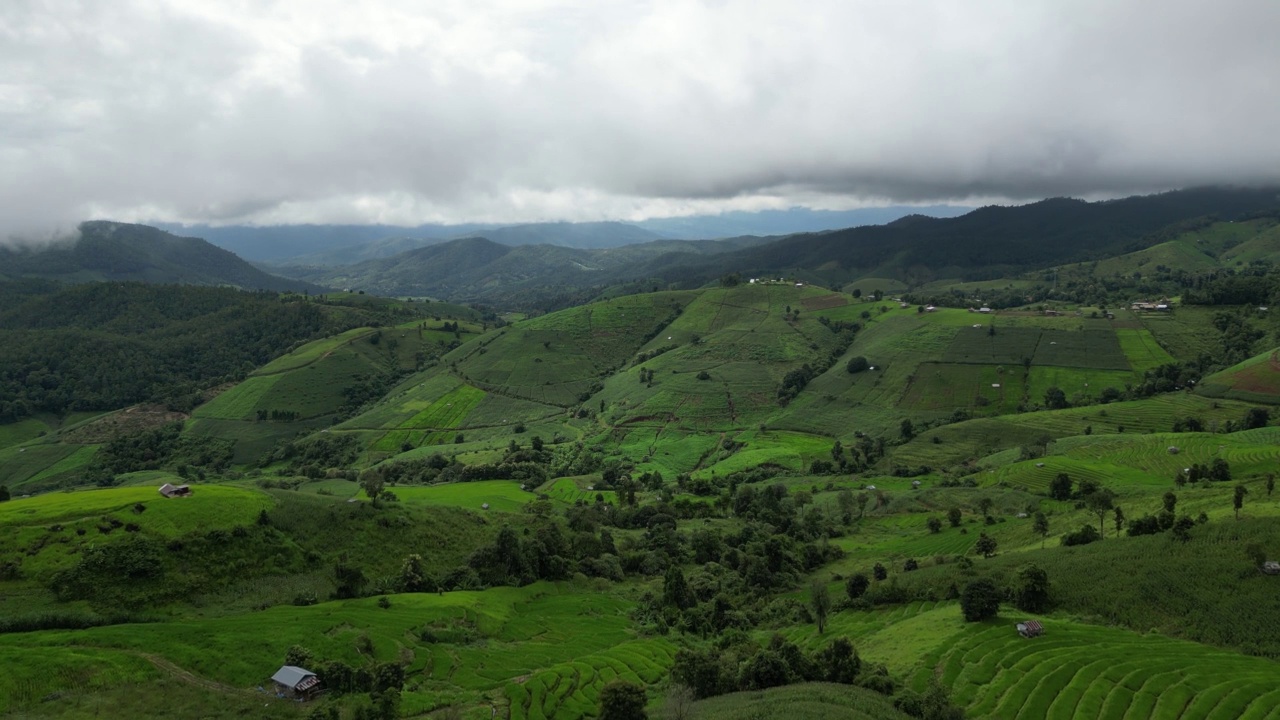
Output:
[[399, 554, 431, 593], [1014, 565, 1051, 613], [662, 565, 695, 610], [598, 680, 648, 720], [947, 507, 962, 527], [1049, 473, 1072, 501], [359, 468, 386, 506], [845, 573, 869, 601], [975, 532, 998, 559], [810, 581, 832, 634], [1033, 511, 1049, 548], [960, 579, 1001, 622], [1085, 489, 1115, 538], [1043, 386, 1068, 409], [1234, 485, 1249, 520], [814, 637, 860, 683]]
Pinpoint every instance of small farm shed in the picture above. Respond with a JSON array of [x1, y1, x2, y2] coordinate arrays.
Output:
[[1262, 561, 1280, 575], [1016, 620, 1044, 638], [271, 665, 321, 699], [158, 483, 192, 498]]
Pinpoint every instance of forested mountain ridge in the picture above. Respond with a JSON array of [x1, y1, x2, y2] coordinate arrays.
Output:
[[0, 283, 436, 423], [0, 221, 326, 292], [645, 186, 1280, 287]]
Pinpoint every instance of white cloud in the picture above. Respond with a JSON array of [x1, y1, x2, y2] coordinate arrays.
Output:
[[2, 0, 1279, 240]]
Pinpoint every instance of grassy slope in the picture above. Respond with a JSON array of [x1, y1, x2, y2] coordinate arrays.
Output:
[[1197, 347, 1280, 404]]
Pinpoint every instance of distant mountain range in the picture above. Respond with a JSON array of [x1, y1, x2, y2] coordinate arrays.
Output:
[[158, 206, 973, 264], [0, 221, 324, 293], [268, 186, 1280, 309], [10, 188, 1279, 311], [283, 235, 776, 309]]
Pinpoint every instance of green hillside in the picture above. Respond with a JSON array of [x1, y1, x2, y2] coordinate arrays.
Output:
[[6, 225, 1280, 720]]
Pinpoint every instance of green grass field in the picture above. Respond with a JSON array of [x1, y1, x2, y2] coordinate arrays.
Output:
[[0, 485, 274, 581]]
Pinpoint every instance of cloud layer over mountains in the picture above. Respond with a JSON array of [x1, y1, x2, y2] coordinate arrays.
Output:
[[3, 0, 1279, 241]]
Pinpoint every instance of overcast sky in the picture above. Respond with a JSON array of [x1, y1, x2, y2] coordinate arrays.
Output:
[[3, 0, 1279, 241]]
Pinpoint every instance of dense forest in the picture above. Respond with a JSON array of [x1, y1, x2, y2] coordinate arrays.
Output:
[[0, 282, 422, 422]]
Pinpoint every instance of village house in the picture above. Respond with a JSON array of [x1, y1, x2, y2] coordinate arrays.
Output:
[[158, 483, 192, 498], [270, 665, 322, 700]]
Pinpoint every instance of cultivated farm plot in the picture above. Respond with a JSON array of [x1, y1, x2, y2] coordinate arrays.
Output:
[[930, 619, 1280, 719], [1032, 329, 1130, 369], [944, 326, 1044, 365], [899, 363, 1023, 414], [945, 326, 1131, 370], [0, 443, 99, 492], [373, 384, 487, 451], [1115, 328, 1177, 372], [1137, 307, 1223, 360], [385, 481, 533, 513]]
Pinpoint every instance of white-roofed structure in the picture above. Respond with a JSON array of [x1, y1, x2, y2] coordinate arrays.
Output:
[[271, 665, 321, 699]]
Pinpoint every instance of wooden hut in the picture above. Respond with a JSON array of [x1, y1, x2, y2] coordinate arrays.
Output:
[[158, 483, 192, 498], [1016, 620, 1045, 638]]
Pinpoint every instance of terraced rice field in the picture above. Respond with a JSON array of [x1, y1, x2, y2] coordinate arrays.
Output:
[[929, 619, 1280, 719], [505, 639, 676, 720]]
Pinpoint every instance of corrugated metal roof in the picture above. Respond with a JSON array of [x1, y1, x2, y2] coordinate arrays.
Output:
[[271, 665, 316, 688]]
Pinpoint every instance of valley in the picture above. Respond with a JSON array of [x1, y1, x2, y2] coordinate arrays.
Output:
[[2, 205, 1280, 720]]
